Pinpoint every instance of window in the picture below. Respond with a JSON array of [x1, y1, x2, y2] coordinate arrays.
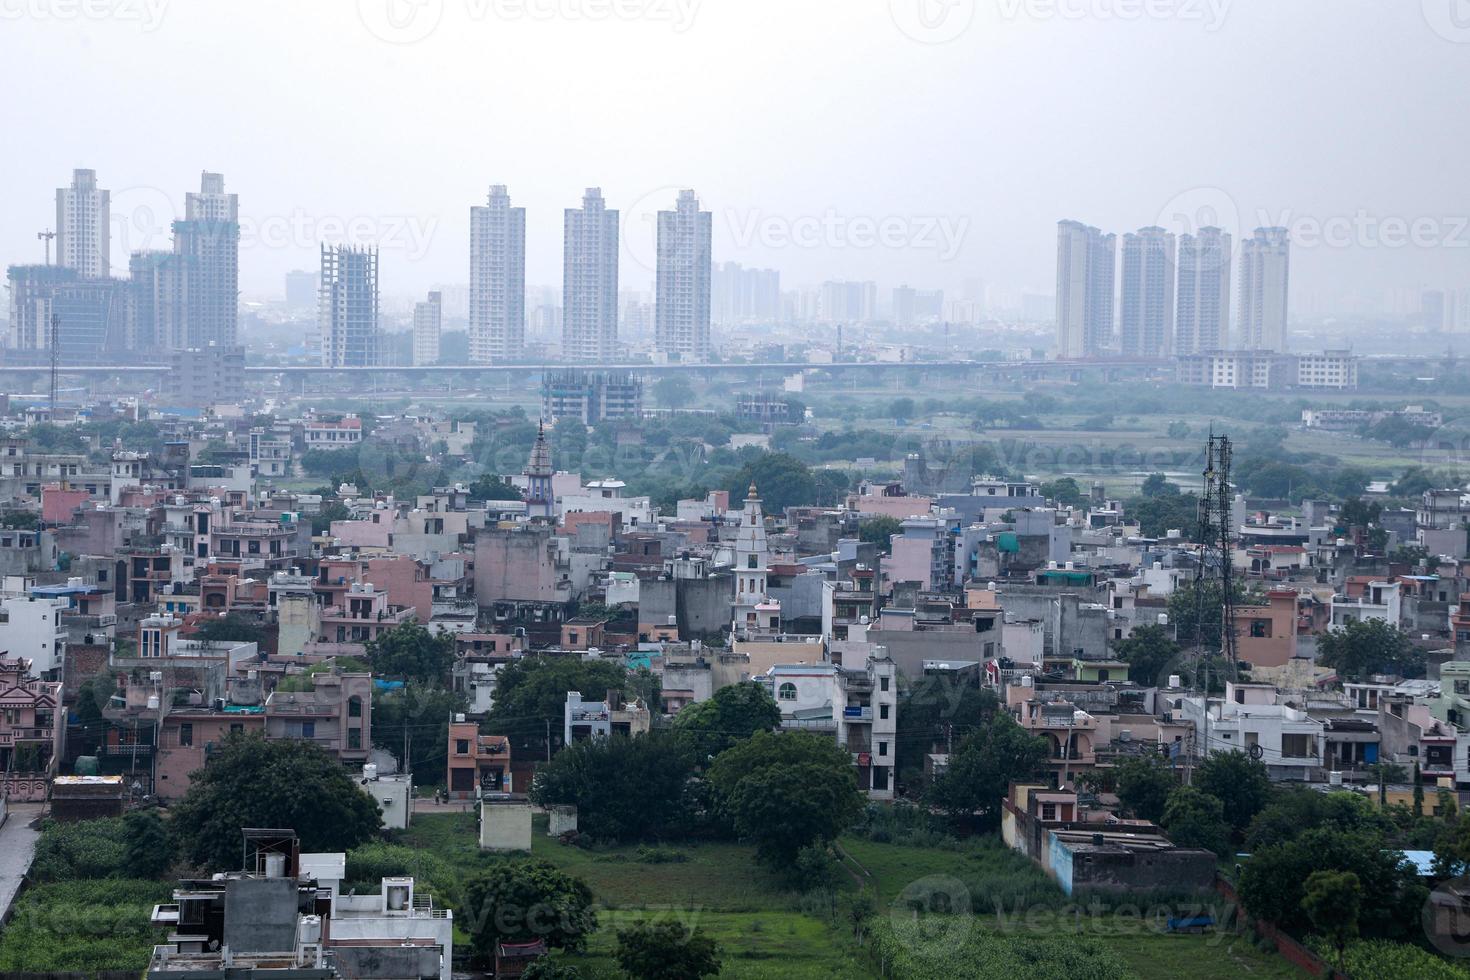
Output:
[[1041, 803, 1057, 821], [229, 723, 243, 735], [878, 741, 888, 757], [301, 721, 315, 739], [748, 555, 758, 568], [348, 695, 362, 718], [1250, 619, 1271, 638], [880, 704, 889, 720], [1282, 733, 1316, 758], [879, 676, 889, 692], [179, 723, 193, 747], [348, 727, 361, 750], [457, 739, 470, 754], [778, 682, 797, 701]]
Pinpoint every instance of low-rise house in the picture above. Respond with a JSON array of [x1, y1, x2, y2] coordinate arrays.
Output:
[[447, 721, 512, 798], [0, 655, 64, 801], [564, 689, 651, 743]]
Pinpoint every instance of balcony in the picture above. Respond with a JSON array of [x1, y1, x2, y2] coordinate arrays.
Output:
[[0, 726, 54, 743], [98, 742, 155, 757]]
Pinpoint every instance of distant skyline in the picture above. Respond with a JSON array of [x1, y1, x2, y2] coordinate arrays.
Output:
[[3, 2, 1469, 311]]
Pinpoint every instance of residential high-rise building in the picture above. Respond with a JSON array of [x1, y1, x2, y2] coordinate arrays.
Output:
[[818, 280, 877, 324], [172, 172, 240, 348], [712, 262, 781, 324], [469, 184, 526, 363], [285, 270, 317, 310], [319, 244, 380, 368], [1175, 227, 1232, 354], [1237, 227, 1291, 351], [127, 250, 178, 352], [6, 265, 127, 360], [1422, 290, 1449, 331], [55, 169, 110, 279], [654, 190, 712, 361], [563, 188, 619, 362], [1054, 220, 1115, 358], [1119, 226, 1175, 358], [413, 291, 442, 366]]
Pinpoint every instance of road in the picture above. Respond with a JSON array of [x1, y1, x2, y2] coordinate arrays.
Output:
[[0, 803, 42, 923]]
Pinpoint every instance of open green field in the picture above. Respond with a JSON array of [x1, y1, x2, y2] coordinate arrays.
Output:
[[396, 813, 1303, 980]]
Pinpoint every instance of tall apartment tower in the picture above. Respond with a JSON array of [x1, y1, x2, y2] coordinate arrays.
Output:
[[56, 168, 111, 278], [174, 172, 240, 347], [319, 244, 380, 368], [1175, 227, 1232, 354], [469, 185, 526, 363], [1238, 227, 1291, 351], [654, 189, 713, 361], [1054, 220, 1115, 358], [1119, 226, 1175, 358], [413, 291, 442, 366], [563, 188, 620, 362]]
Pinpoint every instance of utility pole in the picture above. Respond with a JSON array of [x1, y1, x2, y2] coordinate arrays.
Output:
[[37, 229, 56, 265]]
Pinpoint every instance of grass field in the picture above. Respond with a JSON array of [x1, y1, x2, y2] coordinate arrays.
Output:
[[396, 813, 1305, 980]]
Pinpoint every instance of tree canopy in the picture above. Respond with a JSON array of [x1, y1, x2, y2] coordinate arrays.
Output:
[[671, 681, 781, 759], [171, 733, 381, 870], [925, 714, 1048, 829], [364, 621, 456, 684], [1111, 624, 1181, 686], [486, 656, 631, 749], [1316, 618, 1420, 682], [1194, 750, 1272, 839], [460, 861, 596, 963], [529, 733, 697, 842], [615, 920, 722, 980]]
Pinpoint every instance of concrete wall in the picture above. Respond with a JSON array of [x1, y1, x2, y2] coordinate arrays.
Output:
[[479, 801, 533, 852]]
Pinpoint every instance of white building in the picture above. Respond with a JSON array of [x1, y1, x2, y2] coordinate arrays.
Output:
[[0, 583, 69, 679], [1119, 226, 1175, 358], [1175, 226, 1231, 354], [469, 184, 526, 363], [1171, 681, 1325, 781], [654, 190, 712, 361], [1330, 580, 1402, 628], [329, 877, 454, 980], [1238, 227, 1291, 351], [557, 479, 653, 528], [413, 291, 442, 366], [731, 485, 779, 636], [763, 654, 899, 800], [55, 168, 110, 278], [563, 188, 619, 362], [1055, 219, 1115, 358]]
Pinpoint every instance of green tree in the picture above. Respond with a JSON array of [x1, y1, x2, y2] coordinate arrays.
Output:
[[171, 734, 381, 870], [364, 621, 456, 684], [858, 516, 902, 552], [893, 679, 998, 791], [120, 810, 173, 879], [460, 861, 596, 963], [1167, 579, 1252, 650], [486, 656, 631, 751], [925, 714, 1048, 829], [1433, 810, 1470, 878], [529, 733, 696, 842], [728, 452, 819, 514], [672, 681, 781, 759], [1160, 786, 1230, 858], [1246, 789, 1388, 851], [1317, 618, 1419, 682], [614, 920, 722, 980], [1194, 750, 1272, 839], [653, 376, 695, 409], [1112, 624, 1180, 686], [1140, 472, 1179, 497], [467, 473, 522, 502], [193, 613, 267, 648], [1129, 492, 1201, 539], [1301, 870, 1361, 975], [1114, 755, 1176, 823], [1039, 477, 1085, 508], [1165, 421, 1191, 440], [311, 500, 351, 536], [889, 397, 916, 421], [1414, 762, 1426, 819], [371, 683, 467, 780], [707, 731, 862, 865], [1240, 828, 1424, 941]]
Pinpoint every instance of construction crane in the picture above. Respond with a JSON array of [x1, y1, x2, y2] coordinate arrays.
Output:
[[37, 229, 55, 265]]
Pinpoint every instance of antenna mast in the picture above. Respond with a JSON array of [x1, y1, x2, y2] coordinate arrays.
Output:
[[49, 314, 60, 416]]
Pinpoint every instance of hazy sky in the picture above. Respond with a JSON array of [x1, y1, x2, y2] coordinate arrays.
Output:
[[3, 0, 1468, 310]]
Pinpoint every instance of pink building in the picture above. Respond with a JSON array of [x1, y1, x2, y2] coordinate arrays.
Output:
[[0, 656, 65, 802]]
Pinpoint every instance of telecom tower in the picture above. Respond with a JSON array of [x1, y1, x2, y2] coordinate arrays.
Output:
[[1186, 433, 1240, 780]]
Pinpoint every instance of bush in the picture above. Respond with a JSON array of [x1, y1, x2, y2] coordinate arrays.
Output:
[[634, 845, 689, 865], [869, 916, 1131, 979], [30, 817, 130, 882], [0, 879, 173, 973], [345, 842, 460, 904]]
